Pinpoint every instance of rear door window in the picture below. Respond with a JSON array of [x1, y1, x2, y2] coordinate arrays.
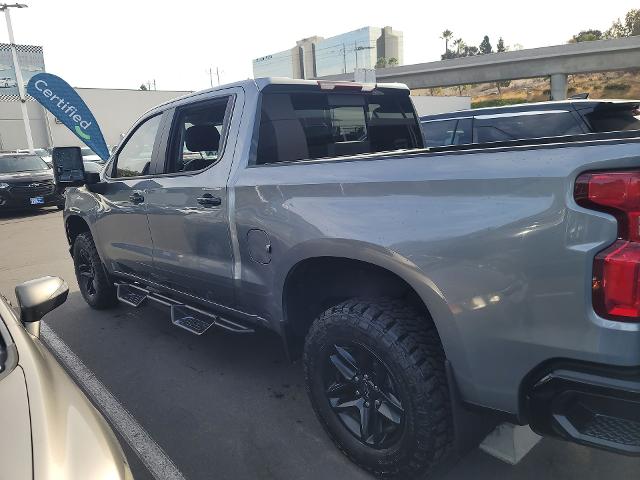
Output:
[[165, 97, 232, 174], [453, 118, 473, 145], [255, 92, 422, 165], [580, 105, 640, 133], [421, 118, 473, 147], [474, 111, 583, 143]]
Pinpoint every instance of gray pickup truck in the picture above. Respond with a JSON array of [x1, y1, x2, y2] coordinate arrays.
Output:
[[53, 78, 640, 478]]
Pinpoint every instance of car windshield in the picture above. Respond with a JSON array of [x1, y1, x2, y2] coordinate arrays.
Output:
[[81, 147, 96, 156], [0, 155, 48, 173]]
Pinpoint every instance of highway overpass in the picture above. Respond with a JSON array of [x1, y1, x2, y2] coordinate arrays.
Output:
[[319, 37, 640, 100]]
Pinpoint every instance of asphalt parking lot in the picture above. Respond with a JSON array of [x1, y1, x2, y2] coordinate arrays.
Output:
[[2, 207, 639, 480]]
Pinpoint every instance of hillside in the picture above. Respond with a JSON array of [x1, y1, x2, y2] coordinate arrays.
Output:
[[412, 69, 640, 108]]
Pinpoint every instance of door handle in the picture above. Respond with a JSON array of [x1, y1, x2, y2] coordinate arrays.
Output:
[[129, 192, 144, 204], [197, 193, 222, 207]]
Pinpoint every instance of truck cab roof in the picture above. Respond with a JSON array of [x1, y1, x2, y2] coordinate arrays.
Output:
[[148, 78, 411, 116]]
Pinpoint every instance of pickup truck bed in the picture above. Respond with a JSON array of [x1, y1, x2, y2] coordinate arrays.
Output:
[[57, 78, 640, 478]]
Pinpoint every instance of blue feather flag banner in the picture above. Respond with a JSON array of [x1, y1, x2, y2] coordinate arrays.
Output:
[[27, 73, 109, 161]]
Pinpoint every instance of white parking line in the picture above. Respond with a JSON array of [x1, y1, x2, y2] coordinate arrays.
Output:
[[40, 323, 187, 480]]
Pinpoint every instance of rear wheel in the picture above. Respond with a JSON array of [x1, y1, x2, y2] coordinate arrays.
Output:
[[73, 232, 117, 309], [304, 298, 452, 479]]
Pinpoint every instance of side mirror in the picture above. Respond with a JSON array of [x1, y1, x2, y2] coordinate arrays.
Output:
[[15, 276, 68, 331], [52, 146, 86, 187]]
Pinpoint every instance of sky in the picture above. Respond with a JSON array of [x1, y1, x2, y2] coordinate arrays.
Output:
[[2, 0, 638, 92]]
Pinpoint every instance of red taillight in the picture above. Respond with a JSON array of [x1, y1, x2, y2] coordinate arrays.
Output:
[[576, 171, 640, 321]]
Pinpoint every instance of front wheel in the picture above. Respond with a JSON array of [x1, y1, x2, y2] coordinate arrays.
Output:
[[73, 232, 117, 309], [304, 298, 452, 479]]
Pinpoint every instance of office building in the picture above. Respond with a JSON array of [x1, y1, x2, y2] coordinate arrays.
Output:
[[252, 26, 404, 79]]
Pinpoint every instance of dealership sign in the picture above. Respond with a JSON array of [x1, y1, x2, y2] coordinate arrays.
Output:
[[27, 73, 109, 160]]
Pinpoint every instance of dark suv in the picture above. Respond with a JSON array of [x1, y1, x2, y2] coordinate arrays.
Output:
[[420, 99, 640, 147], [0, 153, 64, 211]]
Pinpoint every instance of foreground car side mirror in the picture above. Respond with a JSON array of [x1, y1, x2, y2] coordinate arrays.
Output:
[[15, 276, 68, 336], [52, 146, 86, 187]]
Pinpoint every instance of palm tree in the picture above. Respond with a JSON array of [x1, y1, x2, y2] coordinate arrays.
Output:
[[453, 38, 465, 55], [441, 30, 454, 53]]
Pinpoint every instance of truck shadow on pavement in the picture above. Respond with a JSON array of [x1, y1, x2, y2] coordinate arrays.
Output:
[[0, 207, 60, 221], [43, 291, 640, 480], [44, 290, 375, 480]]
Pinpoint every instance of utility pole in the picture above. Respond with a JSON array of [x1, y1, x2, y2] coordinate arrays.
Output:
[[208, 67, 221, 87], [354, 41, 358, 69], [1, 3, 33, 152], [153, 79, 156, 90], [342, 43, 346, 74], [354, 44, 374, 70]]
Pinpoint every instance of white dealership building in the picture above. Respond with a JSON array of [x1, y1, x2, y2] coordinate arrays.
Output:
[[0, 43, 189, 151]]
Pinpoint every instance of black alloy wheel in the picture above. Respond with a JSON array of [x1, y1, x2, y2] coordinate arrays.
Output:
[[324, 342, 404, 449], [304, 298, 453, 478], [76, 247, 97, 298], [72, 232, 118, 309]]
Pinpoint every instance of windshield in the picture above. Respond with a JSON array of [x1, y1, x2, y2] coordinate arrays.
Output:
[[81, 147, 96, 156], [0, 155, 48, 173]]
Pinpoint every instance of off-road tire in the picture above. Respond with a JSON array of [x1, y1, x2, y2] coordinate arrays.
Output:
[[73, 232, 118, 309], [304, 298, 452, 479]]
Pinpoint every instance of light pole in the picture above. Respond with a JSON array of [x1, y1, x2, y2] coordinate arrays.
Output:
[[0, 3, 33, 152]]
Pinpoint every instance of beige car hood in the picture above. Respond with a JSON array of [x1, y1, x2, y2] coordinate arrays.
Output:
[[0, 366, 32, 480], [2, 300, 132, 480]]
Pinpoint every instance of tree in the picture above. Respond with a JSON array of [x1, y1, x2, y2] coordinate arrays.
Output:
[[495, 79, 511, 96], [440, 29, 454, 53], [375, 57, 387, 69], [497, 37, 506, 52], [606, 9, 640, 38], [495, 37, 511, 95], [453, 38, 465, 55], [465, 45, 479, 56], [387, 57, 398, 67], [479, 35, 493, 54], [569, 29, 603, 43], [139, 84, 148, 91], [441, 50, 458, 60]]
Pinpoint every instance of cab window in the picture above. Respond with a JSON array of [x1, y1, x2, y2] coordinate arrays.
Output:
[[255, 92, 422, 165], [113, 114, 162, 178]]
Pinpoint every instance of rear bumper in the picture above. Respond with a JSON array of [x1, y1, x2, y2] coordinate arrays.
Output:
[[527, 362, 640, 455]]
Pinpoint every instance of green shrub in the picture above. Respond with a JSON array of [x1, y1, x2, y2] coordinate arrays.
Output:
[[604, 82, 631, 92], [471, 98, 529, 108]]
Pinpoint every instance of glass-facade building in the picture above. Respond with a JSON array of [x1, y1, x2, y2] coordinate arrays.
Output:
[[314, 27, 380, 77], [253, 48, 302, 79], [252, 26, 403, 80]]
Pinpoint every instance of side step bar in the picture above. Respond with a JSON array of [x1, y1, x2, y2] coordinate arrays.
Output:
[[116, 283, 254, 335]]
